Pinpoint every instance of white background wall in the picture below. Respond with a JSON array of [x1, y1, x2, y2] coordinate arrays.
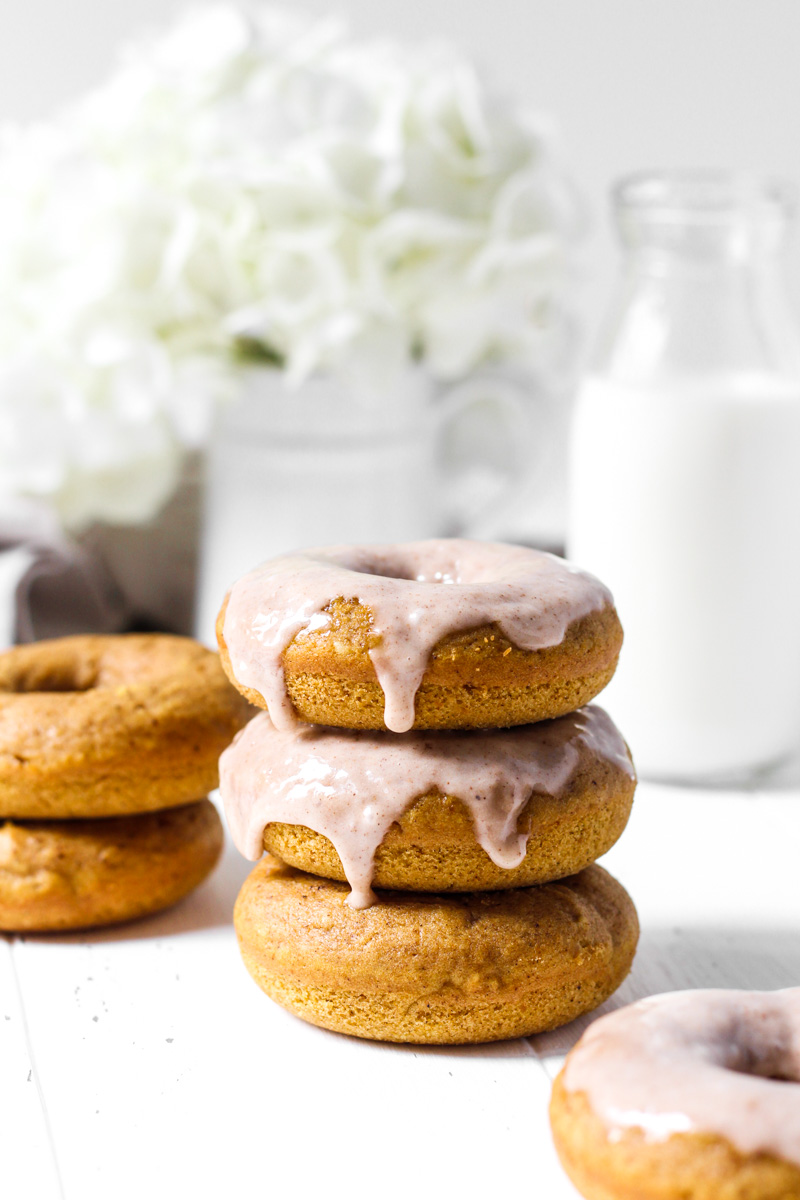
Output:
[[3, 0, 800, 333]]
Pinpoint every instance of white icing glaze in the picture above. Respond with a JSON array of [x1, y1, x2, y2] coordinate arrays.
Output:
[[563, 988, 800, 1167], [221, 539, 613, 733], [219, 704, 633, 908]]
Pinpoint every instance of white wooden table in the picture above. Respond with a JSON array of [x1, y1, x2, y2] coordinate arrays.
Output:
[[4, 775, 799, 1200]]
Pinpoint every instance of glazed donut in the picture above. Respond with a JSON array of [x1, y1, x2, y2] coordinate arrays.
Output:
[[234, 857, 639, 1044], [218, 539, 622, 732], [220, 705, 635, 906], [0, 635, 252, 818], [550, 988, 800, 1200], [0, 800, 223, 931]]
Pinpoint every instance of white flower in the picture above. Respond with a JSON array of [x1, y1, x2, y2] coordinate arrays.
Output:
[[0, 3, 582, 529]]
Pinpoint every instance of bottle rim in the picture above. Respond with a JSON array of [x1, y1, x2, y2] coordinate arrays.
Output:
[[613, 170, 796, 224]]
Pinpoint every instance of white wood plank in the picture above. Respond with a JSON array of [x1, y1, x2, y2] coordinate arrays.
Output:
[[0, 938, 63, 1200]]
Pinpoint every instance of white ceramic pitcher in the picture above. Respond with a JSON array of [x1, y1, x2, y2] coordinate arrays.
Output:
[[196, 365, 534, 644]]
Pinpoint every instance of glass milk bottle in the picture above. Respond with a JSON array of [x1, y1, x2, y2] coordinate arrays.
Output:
[[568, 172, 800, 782]]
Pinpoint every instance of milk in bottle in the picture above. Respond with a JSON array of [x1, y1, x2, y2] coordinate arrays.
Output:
[[568, 174, 800, 781]]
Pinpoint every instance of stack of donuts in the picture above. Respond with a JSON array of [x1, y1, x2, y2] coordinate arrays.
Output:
[[218, 539, 639, 1044], [0, 635, 252, 932]]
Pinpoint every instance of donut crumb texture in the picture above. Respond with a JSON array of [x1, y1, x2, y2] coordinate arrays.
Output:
[[0, 800, 223, 932], [234, 858, 639, 1044]]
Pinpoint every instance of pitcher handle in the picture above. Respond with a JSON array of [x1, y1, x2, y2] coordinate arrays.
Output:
[[434, 371, 551, 538]]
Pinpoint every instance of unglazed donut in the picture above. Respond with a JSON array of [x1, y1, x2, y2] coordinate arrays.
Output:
[[220, 705, 635, 906], [550, 988, 800, 1200], [235, 858, 638, 1044], [0, 800, 223, 931], [217, 539, 622, 732], [0, 635, 252, 818]]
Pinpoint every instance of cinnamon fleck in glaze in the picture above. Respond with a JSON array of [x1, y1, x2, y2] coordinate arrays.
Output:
[[219, 704, 633, 908], [221, 539, 613, 733], [562, 988, 800, 1167]]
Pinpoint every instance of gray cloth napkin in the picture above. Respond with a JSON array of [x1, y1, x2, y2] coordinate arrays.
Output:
[[7, 541, 128, 644], [0, 478, 200, 646], [0, 508, 128, 646]]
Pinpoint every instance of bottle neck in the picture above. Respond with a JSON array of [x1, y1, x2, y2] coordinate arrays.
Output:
[[623, 241, 787, 283], [595, 178, 800, 384], [618, 203, 789, 269], [594, 261, 800, 383]]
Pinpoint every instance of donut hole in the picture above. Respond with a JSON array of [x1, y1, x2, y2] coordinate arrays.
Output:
[[357, 564, 418, 582], [734, 1065, 800, 1084], [2, 660, 99, 695], [344, 544, 481, 585], [360, 565, 463, 584], [732, 1066, 798, 1083], [352, 553, 425, 583], [356, 554, 460, 585], [725, 1045, 800, 1084], [759, 1063, 800, 1083]]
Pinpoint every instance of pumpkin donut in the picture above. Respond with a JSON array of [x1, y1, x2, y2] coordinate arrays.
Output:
[[0, 634, 252, 819], [220, 705, 635, 906], [550, 988, 800, 1200], [0, 799, 223, 932], [217, 539, 622, 732], [234, 857, 638, 1044]]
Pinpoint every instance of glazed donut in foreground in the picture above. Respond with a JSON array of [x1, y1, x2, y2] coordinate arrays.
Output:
[[234, 858, 638, 1044], [550, 988, 800, 1200], [0, 800, 223, 932], [220, 705, 635, 906], [218, 539, 623, 733], [0, 635, 252, 818]]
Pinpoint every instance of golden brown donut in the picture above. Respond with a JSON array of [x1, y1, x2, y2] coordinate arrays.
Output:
[[0, 634, 252, 818], [216, 540, 623, 732], [220, 704, 635, 902], [234, 857, 639, 1044], [0, 799, 223, 932], [260, 738, 635, 894], [218, 595, 622, 732], [549, 988, 800, 1200]]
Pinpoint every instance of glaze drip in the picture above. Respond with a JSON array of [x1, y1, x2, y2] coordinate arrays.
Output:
[[563, 988, 800, 1167], [219, 704, 633, 908], [221, 539, 613, 733]]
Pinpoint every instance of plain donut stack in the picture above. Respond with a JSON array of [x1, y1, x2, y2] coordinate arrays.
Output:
[[0, 634, 252, 932], [218, 538, 640, 1044]]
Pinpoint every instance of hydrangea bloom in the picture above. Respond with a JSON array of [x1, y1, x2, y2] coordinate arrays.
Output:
[[0, 5, 582, 527]]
